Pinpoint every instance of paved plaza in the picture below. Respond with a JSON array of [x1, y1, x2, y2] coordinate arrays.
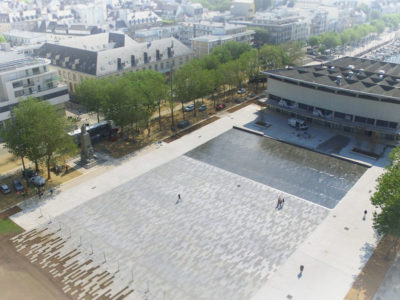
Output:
[[374, 253, 400, 300], [22, 156, 328, 300], [10, 104, 392, 300]]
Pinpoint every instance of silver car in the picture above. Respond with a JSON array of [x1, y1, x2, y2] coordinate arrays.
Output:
[[30, 175, 46, 187]]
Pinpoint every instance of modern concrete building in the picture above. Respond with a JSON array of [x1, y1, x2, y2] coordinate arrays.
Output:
[[3, 30, 47, 47], [134, 25, 182, 43], [230, 0, 255, 18], [191, 30, 254, 57], [253, 13, 310, 44], [35, 32, 193, 93], [180, 21, 250, 47], [263, 57, 400, 141], [0, 53, 69, 125]]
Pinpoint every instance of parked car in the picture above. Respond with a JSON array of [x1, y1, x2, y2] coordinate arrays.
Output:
[[199, 104, 207, 112], [235, 97, 245, 103], [30, 175, 46, 187], [216, 103, 226, 111], [237, 88, 246, 94], [177, 120, 190, 129], [12, 179, 24, 193], [22, 169, 35, 178], [0, 184, 11, 194], [288, 118, 308, 130], [184, 104, 195, 112]]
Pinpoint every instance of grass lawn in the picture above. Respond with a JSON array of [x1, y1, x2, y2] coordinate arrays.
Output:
[[0, 219, 22, 234]]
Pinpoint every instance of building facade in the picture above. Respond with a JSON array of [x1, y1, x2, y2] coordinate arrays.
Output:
[[3, 30, 47, 47], [36, 32, 193, 93], [0, 53, 69, 125], [263, 57, 400, 142], [191, 30, 254, 57]]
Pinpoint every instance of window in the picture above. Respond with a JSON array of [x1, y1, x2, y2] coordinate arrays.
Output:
[[334, 112, 345, 119], [14, 90, 24, 97], [298, 103, 308, 110], [366, 118, 375, 125], [160, 62, 164, 69], [376, 120, 389, 127], [354, 116, 366, 123], [32, 67, 40, 74], [12, 81, 22, 88], [389, 122, 398, 129]]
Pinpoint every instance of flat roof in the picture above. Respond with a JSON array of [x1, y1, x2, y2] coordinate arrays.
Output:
[[263, 56, 400, 100]]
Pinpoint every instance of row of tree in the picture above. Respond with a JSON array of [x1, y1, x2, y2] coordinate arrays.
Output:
[[0, 99, 76, 180], [76, 70, 168, 138], [309, 12, 400, 50], [76, 41, 302, 133]]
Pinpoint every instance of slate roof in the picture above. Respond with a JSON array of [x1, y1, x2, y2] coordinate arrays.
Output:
[[36, 33, 192, 76], [264, 56, 400, 101]]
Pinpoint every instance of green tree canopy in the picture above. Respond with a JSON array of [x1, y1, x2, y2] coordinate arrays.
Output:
[[371, 147, 400, 249], [308, 36, 320, 47], [320, 32, 341, 49], [1, 98, 76, 179], [253, 28, 270, 47], [0, 35, 6, 43], [75, 77, 110, 122]]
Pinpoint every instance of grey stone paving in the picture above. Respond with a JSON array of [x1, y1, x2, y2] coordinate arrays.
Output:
[[186, 129, 367, 209], [374, 252, 400, 300], [45, 156, 329, 300]]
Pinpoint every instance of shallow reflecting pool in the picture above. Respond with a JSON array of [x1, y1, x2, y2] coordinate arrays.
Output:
[[186, 129, 367, 209]]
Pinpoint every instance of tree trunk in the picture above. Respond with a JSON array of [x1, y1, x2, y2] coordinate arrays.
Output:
[[35, 160, 39, 172], [147, 122, 151, 137], [158, 102, 162, 130], [193, 99, 196, 117], [21, 156, 29, 185], [255, 76, 259, 93], [385, 236, 400, 261], [170, 106, 175, 131], [96, 111, 100, 123], [47, 157, 51, 180], [181, 101, 185, 119]]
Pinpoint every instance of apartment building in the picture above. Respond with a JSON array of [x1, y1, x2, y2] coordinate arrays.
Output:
[[0, 53, 69, 125]]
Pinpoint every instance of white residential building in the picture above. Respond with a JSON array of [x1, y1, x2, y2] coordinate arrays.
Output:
[[0, 52, 69, 125]]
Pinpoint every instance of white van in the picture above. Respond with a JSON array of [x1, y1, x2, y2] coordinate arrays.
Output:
[[288, 118, 308, 130]]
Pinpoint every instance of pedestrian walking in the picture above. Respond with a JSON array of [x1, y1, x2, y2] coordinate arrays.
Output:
[[276, 197, 281, 209], [50, 187, 54, 196], [176, 194, 182, 204], [298, 265, 304, 279], [280, 198, 285, 209], [34, 186, 38, 194], [363, 210, 367, 221]]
